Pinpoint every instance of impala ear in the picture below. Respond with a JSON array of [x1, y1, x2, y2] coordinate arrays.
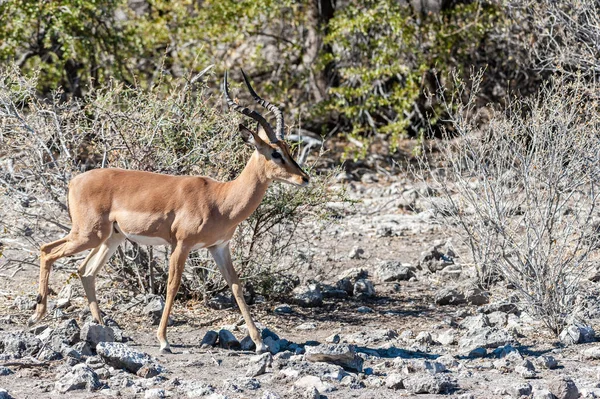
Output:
[[239, 123, 266, 148]]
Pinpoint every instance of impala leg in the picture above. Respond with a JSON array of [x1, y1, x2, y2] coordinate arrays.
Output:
[[157, 243, 189, 354], [28, 233, 100, 326], [78, 230, 124, 324], [209, 243, 267, 354]]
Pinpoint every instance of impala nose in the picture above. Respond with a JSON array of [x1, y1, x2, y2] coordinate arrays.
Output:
[[302, 176, 309, 184]]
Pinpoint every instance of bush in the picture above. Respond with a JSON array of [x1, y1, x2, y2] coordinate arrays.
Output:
[[418, 72, 600, 333], [0, 66, 342, 301]]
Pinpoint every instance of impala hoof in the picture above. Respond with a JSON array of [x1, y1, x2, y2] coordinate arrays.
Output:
[[27, 313, 43, 327], [159, 347, 172, 354], [255, 342, 268, 354]]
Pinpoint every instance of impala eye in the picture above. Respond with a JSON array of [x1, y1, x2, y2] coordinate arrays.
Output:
[[272, 151, 283, 160]]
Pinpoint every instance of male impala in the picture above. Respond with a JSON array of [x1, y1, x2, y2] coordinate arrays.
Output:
[[28, 71, 310, 354]]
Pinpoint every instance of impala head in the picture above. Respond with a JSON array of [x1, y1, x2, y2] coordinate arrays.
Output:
[[223, 70, 310, 187]]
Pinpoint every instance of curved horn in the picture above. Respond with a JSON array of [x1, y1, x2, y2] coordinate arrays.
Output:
[[223, 71, 278, 143], [241, 69, 285, 141]]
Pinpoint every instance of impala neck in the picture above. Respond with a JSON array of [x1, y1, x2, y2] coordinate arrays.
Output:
[[221, 150, 271, 225]]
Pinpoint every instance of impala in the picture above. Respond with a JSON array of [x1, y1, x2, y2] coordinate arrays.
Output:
[[28, 71, 310, 354]]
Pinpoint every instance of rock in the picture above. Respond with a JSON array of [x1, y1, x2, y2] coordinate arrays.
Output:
[[437, 330, 456, 346], [481, 301, 519, 315], [218, 329, 240, 350], [274, 304, 293, 314], [305, 344, 363, 372], [143, 295, 166, 325], [549, 377, 579, 399], [336, 278, 354, 295], [12, 295, 37, 311], [294, 375, 335, 393], [376, 260, 416, 282], [137, 363, 162, 378], [261, 391, 281, 399], [419, 241, 455, 273], [487, 311, 509, 327], [54, 319, 81, 346], [240, 335, 255, 351], [207, 293, 233, 310], [533, 389, 555, 399], [296, 322, 317, 330], [223, 377, 260, 391], [415, 331, 433, 345], [57, 285, 73, 309], [403, 374, 455, 394], [559, 324, 596, 345], [434, 287, 466, 306], [511, 382, 533, 397], [583, 346, 600, 360], [200, 331, 218, 348], [348, 246, 364, 259], [72, 341, 94, 356], [356, 306, 373, 313], [385, 373, 404, 389], [0, 389, 9, 399], [464, 287, 489, 305], [459, 327, 514, 349], [96, 342, 160, 374], [0, 331, 42, 358], [144, 388, 166, 399], [492, 344, 519, 358], [535, 355, 558, 369], [292, 284, 323, 307], [467, 347, 487, 358], [398, 359, 446, 375], [514, 359, 536, 378], [246, 353, 271, 377], [263, 336, 280, 354], [80, 321, 114, 347], [54, 364, 101, 393], [0, 366, 13, 376], [337, 268, 368, 282], [320, 285, 348, 299], [38, 348, 62, 361], [353, 279, 375, 298], [325, 334, 340, 344]]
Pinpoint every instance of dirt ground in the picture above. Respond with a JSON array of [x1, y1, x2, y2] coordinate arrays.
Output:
[[1, 174, 600, 399]]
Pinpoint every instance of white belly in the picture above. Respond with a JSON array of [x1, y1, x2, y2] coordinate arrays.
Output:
[[125, 234, 170, 246]]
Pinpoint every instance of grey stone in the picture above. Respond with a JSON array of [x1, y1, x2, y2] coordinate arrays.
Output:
[[583, 346, 600, 360], [487, 311, 509, 327], [535, 355, 558, 369], [96, 342, 160, 374], [292, 284, 323, 307], [515, 359, 536, 378], [356, 306, 373, 313], [510, 382, 532, 398], [38, 348, 62, 361], [305, 343, 363, 372], [464, 287, 490, 305], [461, 314, 490, 331], [223, 377, 260, 391], [0, 366, 13, 376], [434, 287, 466, 306], [459, 327, 515, 349], [294, 375, 335, 393], [403, 374, 455, 394], [353, 279, 375, 298], [321, 285, 348, 299], [385, 373, 404, 389], [200, 331, 218, 348], [348, 246, 364, 259], [0, 331, 42, 358], [246, 353, 271, 377], [240, 335, 255, 351], [274, 304, 293, 314], [336, 278, 354, 295], [559, 324, 596, 345], [376, 260, 416, 282], [337, 268, 368, 282], [415, 331, 433, 345], [0, 389, 8, 399], [398, 359, 446, 375], [136, 364, 162, 378], [81, 322, 114, 347], [12, 295, 36, 311], [143, 295, 165, 325], [207, 293, 233, 310], [325, 334, 340, 344], [437, 329, 456, 346], [467, 347, 487, 358], [144, 388, 166, 399], [263, 336, 280, 354], [533, 389, 554, 399], [492, 344, 518, 358], [54, 319, 81, 346], [261, 391, 281, 399], [54, 364, 101, 393], [419, 241, 455, 273], [218, 329, 240, 350], [549, 377, 579, 399], [72, 341, 94, 356]]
